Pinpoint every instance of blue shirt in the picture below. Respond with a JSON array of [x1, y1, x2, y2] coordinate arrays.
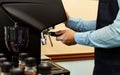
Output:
[[66, 0, 120, 48]]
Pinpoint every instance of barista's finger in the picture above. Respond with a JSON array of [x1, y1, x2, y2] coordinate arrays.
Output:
[[56, 36, 62, 41], [55, 30, 65, 35], [56, 34, 65, 41]]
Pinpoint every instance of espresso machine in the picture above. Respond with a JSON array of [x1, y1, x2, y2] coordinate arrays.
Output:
[[0, 0, 70, 75], [0, 0, 70, 74]]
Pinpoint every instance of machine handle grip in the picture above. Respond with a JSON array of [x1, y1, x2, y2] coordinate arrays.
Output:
[[48, 32, 61, 37]]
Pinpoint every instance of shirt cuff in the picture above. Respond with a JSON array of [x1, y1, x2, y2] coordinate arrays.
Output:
[[74, 32, 85, 45], [74, 32, 90, 45]]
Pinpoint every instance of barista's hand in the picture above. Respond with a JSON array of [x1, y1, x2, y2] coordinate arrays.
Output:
[[56, 29, 76, 46]]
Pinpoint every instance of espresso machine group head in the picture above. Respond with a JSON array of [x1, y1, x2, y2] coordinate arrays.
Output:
[[0, 0, 67, 65]]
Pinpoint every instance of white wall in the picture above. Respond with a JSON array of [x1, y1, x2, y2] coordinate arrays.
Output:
[[55, 1, 97, 74], [41, 0, 98, 54], [56, 60, 94, 75], [42, 0, 97, 74]]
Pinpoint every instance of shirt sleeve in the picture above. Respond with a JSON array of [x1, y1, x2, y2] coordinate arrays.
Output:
[[74, 10, 120, 48], [66, 17, 96, 32]]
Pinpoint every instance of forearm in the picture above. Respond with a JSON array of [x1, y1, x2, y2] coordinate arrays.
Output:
[[66, 17, 96, 32], [75, 26, 120, 48], [74, 10, 120, 48]]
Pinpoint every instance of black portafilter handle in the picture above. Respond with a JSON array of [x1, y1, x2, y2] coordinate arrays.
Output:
[[48, 32, 61, 37]]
